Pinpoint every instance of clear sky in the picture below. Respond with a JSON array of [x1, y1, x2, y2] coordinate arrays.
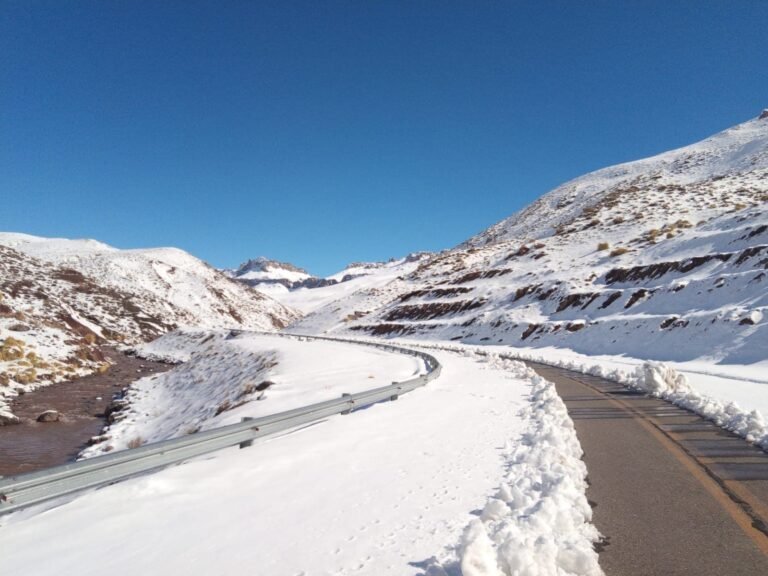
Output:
[[2, 1, 766, 275]]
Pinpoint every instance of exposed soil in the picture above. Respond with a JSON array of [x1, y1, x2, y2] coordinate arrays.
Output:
[[383, 299, 487, 322], [0, 347, 171, 477]]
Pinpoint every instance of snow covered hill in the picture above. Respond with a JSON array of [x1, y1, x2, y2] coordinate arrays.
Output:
[[278, 252, 432, 316], [228, 253, 434, 309], [295, 112, 768, 367], [0, 234, 299, 420]]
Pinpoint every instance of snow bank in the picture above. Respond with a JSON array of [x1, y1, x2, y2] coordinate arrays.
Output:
[[131, 328, 234, 363], [633, 362, 768, 450], [81, 330, 277, 456], [429, 353, 603, 576], [494, 348, 768, 452], [82, 330, 425, 457], [403, 338, 768, 454]]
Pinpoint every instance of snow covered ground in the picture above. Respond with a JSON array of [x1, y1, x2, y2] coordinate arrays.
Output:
[[385, 338, 768, 452], [0, 333, 601, 576]]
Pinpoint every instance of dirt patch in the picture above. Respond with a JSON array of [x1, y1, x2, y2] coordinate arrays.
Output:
[[605, 253, 733, 284], [397, 287, 472, 303], [383, 299, 487, 321], [556, 292, 600, 313]]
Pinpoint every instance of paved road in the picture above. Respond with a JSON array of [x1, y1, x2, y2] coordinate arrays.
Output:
[[527, 362, 768, 576]]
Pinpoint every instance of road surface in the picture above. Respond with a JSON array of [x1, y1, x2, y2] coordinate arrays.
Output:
[[528, 362, 768, 576]]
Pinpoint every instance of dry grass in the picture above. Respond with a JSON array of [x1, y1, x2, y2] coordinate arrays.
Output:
[[610, 247, 630, 257], [127, 436, 144, 449], [597, 242, 610, 251]]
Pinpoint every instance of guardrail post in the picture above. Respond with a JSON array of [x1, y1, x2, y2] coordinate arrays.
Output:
[[239, 417, 255, 449], [390, 383, 400, 401], [341, 393, 353, 415]]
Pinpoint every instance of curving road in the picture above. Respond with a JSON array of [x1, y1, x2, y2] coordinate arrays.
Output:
[[528, 362, 768, 576]]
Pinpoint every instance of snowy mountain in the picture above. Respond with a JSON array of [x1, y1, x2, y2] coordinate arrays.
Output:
[[293, 112, 768, 366], [227, 257, 314, 294], [0, 234, 299, 419], [277, 252, 433, 316], [227, 252, 433, 314]]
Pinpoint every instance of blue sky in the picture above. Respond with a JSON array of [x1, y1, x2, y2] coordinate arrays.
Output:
[[2, 1, 766, 275]]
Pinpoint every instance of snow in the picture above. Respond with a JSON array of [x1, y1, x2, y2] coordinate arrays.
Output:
[[276, 256, 424, 315], [0, 333, 601, 576], [0, 233, 299, 333], [4, 107, 766, 576], [393, 339, 768, 454], [275, 114, 767, 455], [0, 232, 118, 259], [427, 354, 602, 576], [462, 114, 768, 248], [238, 268, 310, 282], [81, 330, 426, 455]]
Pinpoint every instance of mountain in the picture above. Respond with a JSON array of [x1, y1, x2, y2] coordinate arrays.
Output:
[[227, 257, 314, 294], [277, 252, 433, 317], [0, 234, 299, 419], [228, 252, 433, 314], [293, 112, 768, 365]]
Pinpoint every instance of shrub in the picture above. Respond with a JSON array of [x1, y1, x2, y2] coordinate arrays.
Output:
[[15, 368, 37, 384], [597, 242, 610, 251], [610, 247, 630, 257], [127, 436, 144, 449], [0, 337, 25, 361]]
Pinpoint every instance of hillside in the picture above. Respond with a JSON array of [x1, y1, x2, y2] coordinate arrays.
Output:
[[293, 112, 768, 366], [280, 252, 432, 317], [0, 235, 299, 421]]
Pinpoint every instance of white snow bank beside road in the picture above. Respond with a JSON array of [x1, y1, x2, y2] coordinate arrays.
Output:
[[0, 338, 601, 576], [397, 339, 768, 455], [633, 362, 768, 450], [426, 354, 602, 576]]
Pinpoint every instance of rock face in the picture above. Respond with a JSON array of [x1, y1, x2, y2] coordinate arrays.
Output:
[[36, 410, 59, 423], [759, 109, 768, 120]]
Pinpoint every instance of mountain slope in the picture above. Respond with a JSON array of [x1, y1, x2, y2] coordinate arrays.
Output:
[[0, 234, 300, 420], [294, 112, 768, 366], [281, 253, 432, 318], [0, 233, 299, 331]]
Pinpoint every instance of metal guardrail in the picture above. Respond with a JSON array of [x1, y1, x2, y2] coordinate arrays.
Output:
[[0, 332, 441, 516]]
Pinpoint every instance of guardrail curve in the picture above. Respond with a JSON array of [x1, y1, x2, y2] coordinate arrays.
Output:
[[0, 332, 441, 517]]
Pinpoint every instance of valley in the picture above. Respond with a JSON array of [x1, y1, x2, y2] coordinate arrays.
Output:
[[2, 110, 767, 576]]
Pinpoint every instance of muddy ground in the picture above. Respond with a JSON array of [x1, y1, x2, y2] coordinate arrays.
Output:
[[0, 348, 171, 477]]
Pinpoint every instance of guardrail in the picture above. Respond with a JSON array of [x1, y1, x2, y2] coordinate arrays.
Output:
[[0, 332, 441, 516]]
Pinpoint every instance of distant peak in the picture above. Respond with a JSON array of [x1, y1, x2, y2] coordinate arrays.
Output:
[[235, 257, 308, 276], [759, 109, 768, 120]]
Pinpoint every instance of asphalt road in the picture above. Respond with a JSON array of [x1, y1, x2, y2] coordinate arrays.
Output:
[[527, 362, 768, 576]]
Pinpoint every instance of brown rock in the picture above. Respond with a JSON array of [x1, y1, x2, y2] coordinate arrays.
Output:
[[36, 410, 60, 423], [0, 413, 20, 426]]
